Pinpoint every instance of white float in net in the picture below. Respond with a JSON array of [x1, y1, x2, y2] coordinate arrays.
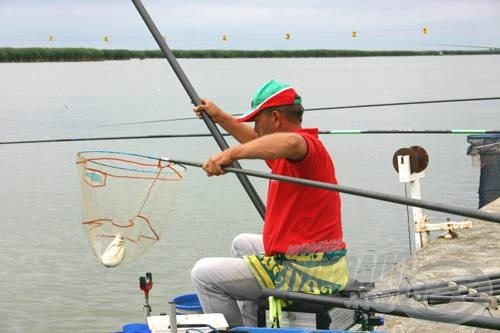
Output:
[[76, 150, 185, 267]]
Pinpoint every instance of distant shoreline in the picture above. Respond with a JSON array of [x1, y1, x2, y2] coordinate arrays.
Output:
[[1, 47, 499, 62]]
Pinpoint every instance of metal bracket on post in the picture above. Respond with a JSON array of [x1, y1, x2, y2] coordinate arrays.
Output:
[[393, 146, 472, 251]]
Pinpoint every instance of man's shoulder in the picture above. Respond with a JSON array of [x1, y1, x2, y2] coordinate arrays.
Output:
[[295, 128, 319, 137]]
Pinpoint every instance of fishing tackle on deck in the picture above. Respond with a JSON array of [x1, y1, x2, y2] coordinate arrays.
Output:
[[262, 288, 500, 330]]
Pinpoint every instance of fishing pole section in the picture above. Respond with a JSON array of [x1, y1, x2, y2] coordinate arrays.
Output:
[[257, 271, 500, 330], [101, 96, 500, 127], [2, 129, 500, 145], [130, 0, 265, 220], [128, 269, 500, 331], [261, 287, 500, 331], [74, 147, 500, 269], [162, 156, 500, 224]]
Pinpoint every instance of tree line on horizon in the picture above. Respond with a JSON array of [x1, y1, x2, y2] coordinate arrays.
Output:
[[1, 47, 498, 62]]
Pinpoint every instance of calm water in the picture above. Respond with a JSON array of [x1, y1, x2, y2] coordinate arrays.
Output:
[[1, 55, 500, 332]]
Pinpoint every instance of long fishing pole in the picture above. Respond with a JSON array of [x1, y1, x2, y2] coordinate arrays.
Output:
[[163, 158, 500, 224], [408, 285, 461, 297], [306, 96, 500, 111], [414, 283, 500, 299], [103, 96, 500, 126], [130, 0, 265, 219], [409, 280, 500, 299], [3, 129, 500, 145], [363, 272, 500, 300], [424, 295, 499, 305], [319, 129, 500, 135], [0, 134, 215, 145], [420, 285, 500, 306], [262, 288, 500, 330]]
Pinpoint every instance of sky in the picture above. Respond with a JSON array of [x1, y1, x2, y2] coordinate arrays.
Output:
[[1, 0, 500, 50]]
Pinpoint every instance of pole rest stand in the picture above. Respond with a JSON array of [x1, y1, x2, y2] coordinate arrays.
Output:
[[393, 146, 471, 250], [140, 272, 153, 318]]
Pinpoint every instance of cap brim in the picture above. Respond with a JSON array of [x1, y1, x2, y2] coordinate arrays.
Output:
[[237, 108, 262, 122], [237, 87, 296, 122]]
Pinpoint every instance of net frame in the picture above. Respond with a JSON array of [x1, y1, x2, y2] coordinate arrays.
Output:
[[76, 150, 186, 265]]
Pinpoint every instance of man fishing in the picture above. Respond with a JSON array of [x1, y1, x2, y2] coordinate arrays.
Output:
[[191, 79, 349, 327]]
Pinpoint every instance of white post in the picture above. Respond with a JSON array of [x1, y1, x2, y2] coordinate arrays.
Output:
[[397, 155, 429, 250]]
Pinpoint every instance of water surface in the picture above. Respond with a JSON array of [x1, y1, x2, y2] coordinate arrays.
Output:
[[1, 55, 499, 332]]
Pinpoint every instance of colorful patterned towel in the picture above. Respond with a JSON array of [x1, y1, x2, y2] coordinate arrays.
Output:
[[244, 250, 349, 297]]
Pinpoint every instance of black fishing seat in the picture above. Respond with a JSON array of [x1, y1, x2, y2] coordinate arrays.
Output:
[[256, 279, 374, 329]]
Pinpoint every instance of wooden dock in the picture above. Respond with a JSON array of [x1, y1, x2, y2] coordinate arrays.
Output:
[[375, 197, 500, 332]]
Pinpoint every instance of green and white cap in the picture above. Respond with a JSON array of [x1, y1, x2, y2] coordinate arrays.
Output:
[[237, 79, 301, 122]]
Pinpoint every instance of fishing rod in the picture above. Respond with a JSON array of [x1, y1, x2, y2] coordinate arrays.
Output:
[[424, 295, 499, 305], [408, 285, 461, 297], [306, 96, 500, 111], [419, 285, 500, 306], [410, 278, 500, 297], [320, 129, 500, 135], [262, 288, 500, 330], [408, 282, 490, 299], [103, 96, 500, 126], [363, 272, 500, 300], [163, 158, 500, 224], [3, 129, 500, 145], [415, 283, 500, 300], [0, 133, 215, 145], [409, 281, 500, 299], [364, 281, 450, 300], [130, 0, 265, 219]]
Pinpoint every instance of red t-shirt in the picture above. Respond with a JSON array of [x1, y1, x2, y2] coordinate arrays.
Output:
[[263, 128, 345, 256]]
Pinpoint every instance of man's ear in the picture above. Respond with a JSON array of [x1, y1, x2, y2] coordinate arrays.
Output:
[[271, 110, 281, 128]]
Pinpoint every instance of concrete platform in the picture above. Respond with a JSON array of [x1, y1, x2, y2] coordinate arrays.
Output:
[[374, 197, 500, 332]]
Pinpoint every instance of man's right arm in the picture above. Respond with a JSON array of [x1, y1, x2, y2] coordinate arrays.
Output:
[[194, 99, 257, 143]]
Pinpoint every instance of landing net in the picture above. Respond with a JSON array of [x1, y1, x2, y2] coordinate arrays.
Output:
[[76, 150, 185, 267]]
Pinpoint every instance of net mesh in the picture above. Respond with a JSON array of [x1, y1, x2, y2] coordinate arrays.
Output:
[[76, 151, 185, 267]]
